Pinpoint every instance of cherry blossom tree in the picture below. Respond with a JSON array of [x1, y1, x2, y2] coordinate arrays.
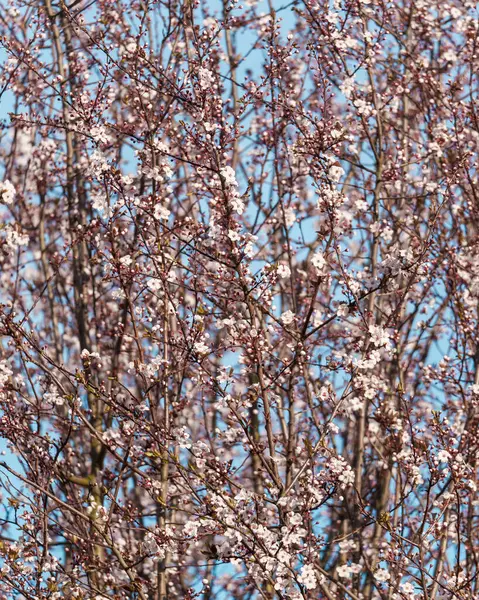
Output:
[[0, 0, 478, 598]]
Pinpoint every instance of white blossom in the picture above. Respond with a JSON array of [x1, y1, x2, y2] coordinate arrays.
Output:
[[0, 180, 15, 204], [89, 149, 110, 176], [368, 324, 392, 350], [336, 564, 352, 578], [198, 67, 215, 89], [230, 194, 245, 215], [328, 164, 344, 182], [437, 450, 450, 463], [5, 226, 29, 251], [280, 310, 295, 325], [340, 77, 355, 99], [284, 206, 296, 227], [220, 166, 238, 187], [0, 360, 13, 386], [44, 387, 65, 406], [194, 340, 210, 355], [400, 582, 416, 598], [90, 125, 112, 145], [298, 563, 317, 590], [154, 204, 170, 221], [183, 520, 199, 537], [277, 264, 291, 278], [374, 568, 390, 582], [311, 251, 326, 274]]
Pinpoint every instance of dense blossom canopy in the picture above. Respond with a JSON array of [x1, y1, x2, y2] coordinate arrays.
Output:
[[0, 0, 478, 598]]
